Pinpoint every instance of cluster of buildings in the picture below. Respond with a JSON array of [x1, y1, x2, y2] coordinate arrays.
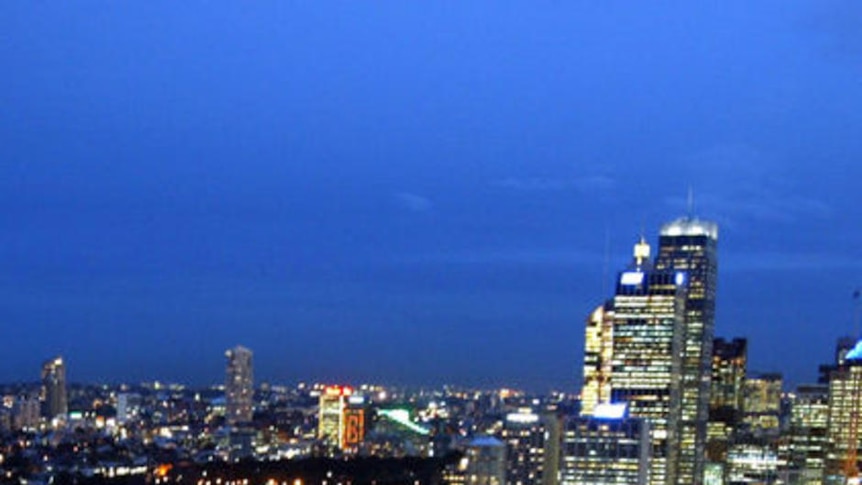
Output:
[[0, 351, 577, 484], [571, 216, 862, 485], [3, 214, 862, 485]]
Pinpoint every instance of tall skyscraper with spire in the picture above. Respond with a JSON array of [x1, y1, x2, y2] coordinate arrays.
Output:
[[225, 345, 254, 425], [609, 236, 688, 485], [654, 217, 718, 485]]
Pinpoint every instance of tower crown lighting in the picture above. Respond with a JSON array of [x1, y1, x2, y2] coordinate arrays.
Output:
[[660, 218, 718, 240], [845, 340, 862, 363]]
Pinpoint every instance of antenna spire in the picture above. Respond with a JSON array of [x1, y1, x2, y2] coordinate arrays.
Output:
[[602, 225, 610, 296], [687, 185, 695, 218]]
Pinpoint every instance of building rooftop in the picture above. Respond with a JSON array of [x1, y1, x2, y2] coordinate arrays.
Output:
[[468, 436, 504, 448], [660, 217, 718, 240]]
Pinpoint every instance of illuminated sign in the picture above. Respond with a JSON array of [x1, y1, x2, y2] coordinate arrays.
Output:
[[620, 272, 644, 285], [342, 409, 365, 448], [593, 402, 627, 419], [506, 412, 539, 424], [378, 409, 430, 436], [324, 385, 353, 397], [348, 395, 365, 405]]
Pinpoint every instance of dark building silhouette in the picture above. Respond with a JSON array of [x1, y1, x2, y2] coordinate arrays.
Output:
[[41, 356, 67, 420]]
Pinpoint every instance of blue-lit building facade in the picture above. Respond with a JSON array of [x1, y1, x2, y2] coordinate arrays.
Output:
[[560, 403, 650, 485]]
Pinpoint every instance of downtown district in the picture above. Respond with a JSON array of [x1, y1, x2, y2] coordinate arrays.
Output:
[[1, 216, 858, 485]]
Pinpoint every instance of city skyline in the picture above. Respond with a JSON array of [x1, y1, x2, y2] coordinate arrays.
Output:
[[0, 214, 857, 392], [2, 2, 862, 389]]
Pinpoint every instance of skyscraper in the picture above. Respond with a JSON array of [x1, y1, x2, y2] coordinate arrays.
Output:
[[41, 356, 67, 420], [225, 345, 254, 425], [825, 340, 862, 483], [610, 237, 687, 485], [655, 217, 719, 485], [581, 301, 613, 417]]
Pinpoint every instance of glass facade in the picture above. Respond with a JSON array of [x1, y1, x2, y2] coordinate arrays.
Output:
[[581, 302, 614, 417], [559, 412, 650, 485], [655, 218, 719, 485], [611, 256, 687, 485], [787, 384, 829, 485]]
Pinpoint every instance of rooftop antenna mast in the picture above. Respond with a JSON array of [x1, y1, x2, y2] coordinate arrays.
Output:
[[602, 225, 610, 296], [687, 185, 695, 219], [855, 289, 861, 339]]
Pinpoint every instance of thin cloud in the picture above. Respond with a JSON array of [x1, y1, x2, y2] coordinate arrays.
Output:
[[393, 248, 605, 266], [804, 0, 862, 60], [724, 252, 862, 273], [669, 143, 833, 226], [492, 175, 616, 192], [394, 192, 433, 212]]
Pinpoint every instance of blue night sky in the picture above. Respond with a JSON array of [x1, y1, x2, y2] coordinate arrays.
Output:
[[1, 2, 862, 391]]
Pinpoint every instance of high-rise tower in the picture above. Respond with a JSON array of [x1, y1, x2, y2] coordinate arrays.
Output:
[[826, 339, 862, 483], [41, 356, 67, 420], [654, 217, 718, 485], [610, 237, 687, 485], [581, 301, 614, 417], [225, 345, 254, 425], [707, 337, 747, 463]]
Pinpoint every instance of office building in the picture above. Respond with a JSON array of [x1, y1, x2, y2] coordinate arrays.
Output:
[[318, 385, 352, 449], [703, 462, 724, 485], [500, 410, 546, 485], [611, 236, 687, 485], [654, 217, 719, 485], [463, 436, 506, 485], [825, 340, 862, 484], [742, 373, 782, 436], [708, 337, 747, 463], [225, 346, 254, 425], [726, 437, 783, 484], [13, 396, 40, 431], [712, 338, 747, 411], [581, 301, 614, 417], [41, 356, 68, 420], [559, 403, 650, 485], [786, 384, 829, 485], [342, 394, 366, 450]]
